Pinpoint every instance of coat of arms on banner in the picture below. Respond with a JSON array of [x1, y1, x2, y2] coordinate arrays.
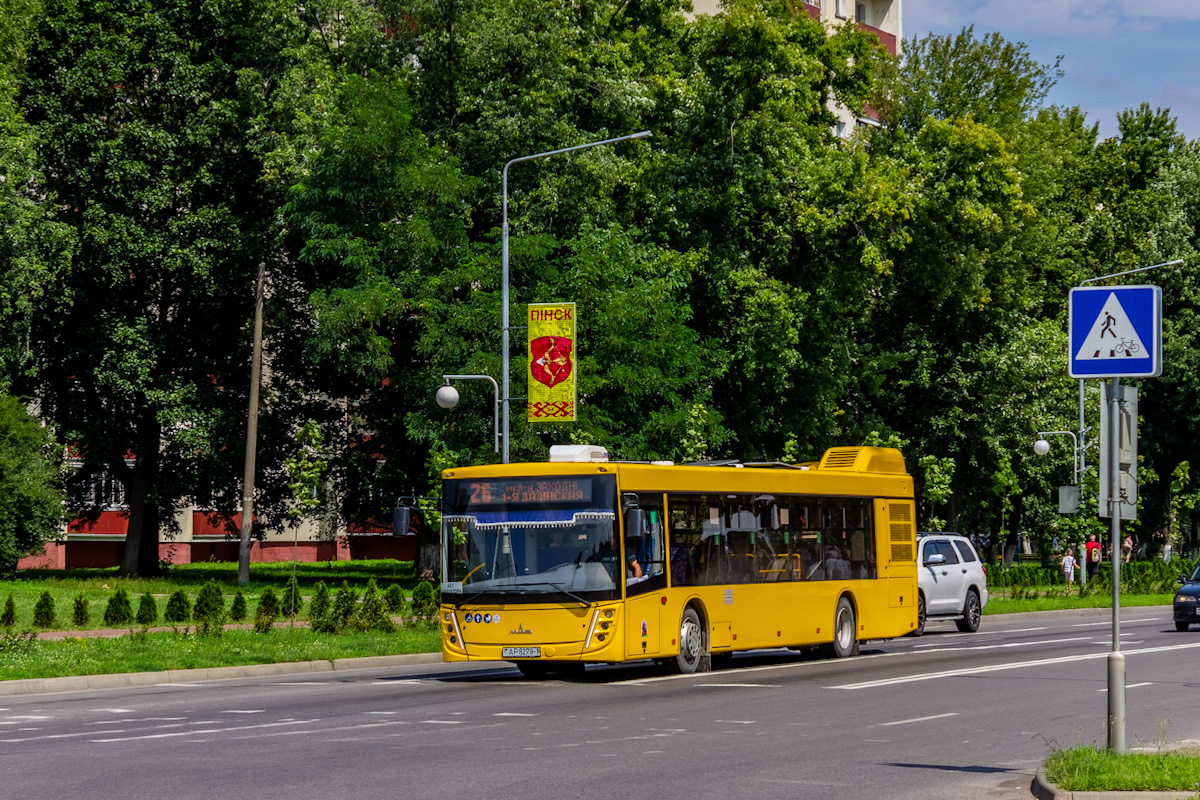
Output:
[[527, 303, 576, 422]]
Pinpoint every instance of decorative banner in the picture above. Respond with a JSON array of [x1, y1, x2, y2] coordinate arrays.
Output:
[[527, 303, 576, 422]]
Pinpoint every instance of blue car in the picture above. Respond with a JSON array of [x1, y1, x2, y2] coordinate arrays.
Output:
[[1174, 563, 1200, 632]]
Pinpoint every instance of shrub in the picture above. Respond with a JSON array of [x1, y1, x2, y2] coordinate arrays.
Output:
[[230, 590, 248, 622], [253, 587, 279, 634], [384, 583, 407, 614], [136, 593, 158, 625], [411, 581, 440, 621], [284, 574, 301, 617], [72, 594, 89, 626], [356, 579, 396, 633], [329, 582, 358, 630], [33, 590, 55, 628], [103, 588, 134, 625], [164, 590, 191, 623], [1, 593, 15, 626], [308, 580, 330, 622], [193, 580, 226, 635]]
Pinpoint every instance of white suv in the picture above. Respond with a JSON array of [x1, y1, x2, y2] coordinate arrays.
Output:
[[914, 532, 988, 635]]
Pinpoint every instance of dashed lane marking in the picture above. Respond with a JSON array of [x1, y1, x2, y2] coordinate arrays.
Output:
[[878, 712, 958, 727]]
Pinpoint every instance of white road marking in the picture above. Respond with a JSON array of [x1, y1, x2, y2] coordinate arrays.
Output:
[[494, 712, 537, 716], [96, 708, 134, 714], [278, 681, 328, 686], [1100, 682, 1153, 692], [714, 720, 755, 724], [420, 720, 463, 724], [830, 641, 1200, 690], [696, 683, 779, 688], [619, 650, 902, 684], [984, 627, 1048, 634], [223, 710, 265, 714], [372, 680, 421, 685], [91, 719, 321, 742], [366, 711, 397, 715], [912, 636, 1092, 652], [878, 713, 958, 727]]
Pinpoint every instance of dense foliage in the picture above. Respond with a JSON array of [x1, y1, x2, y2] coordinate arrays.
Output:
[[1, 0, 1199, 574]]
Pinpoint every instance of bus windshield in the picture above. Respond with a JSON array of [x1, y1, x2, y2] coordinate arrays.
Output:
[[441, 475, 620, 603]]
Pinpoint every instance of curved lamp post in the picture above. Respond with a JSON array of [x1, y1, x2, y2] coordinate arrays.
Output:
[[500, 130, 652, 463], [437, 374, 500, 454]]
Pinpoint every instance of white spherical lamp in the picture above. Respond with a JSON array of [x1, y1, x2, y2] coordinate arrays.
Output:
[[435, 385, 460, 410], [1033, 438, 1051, 456]]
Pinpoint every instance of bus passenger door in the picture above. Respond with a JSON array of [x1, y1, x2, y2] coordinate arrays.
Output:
[[624, 497, 666, 659]]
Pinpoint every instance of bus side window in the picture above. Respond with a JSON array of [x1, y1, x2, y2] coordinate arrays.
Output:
[[627, 493, 666, 596], [667, 494, 705, 587]]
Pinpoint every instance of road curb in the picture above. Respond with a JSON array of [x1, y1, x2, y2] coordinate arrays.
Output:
[[0, 651, 444, 697], [1034, 769, 1199, 799]]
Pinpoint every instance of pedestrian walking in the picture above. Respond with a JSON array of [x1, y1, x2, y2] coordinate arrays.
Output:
[[1061, 547, 1077, 588], [1122, 534, 1133, 563], [1085, 534, 1102, 579]]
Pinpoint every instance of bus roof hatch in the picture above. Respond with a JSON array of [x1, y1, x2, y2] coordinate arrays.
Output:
[[548, 444, 610, 463]]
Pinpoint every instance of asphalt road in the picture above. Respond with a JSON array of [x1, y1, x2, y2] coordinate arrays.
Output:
[[2, 606, 1198, 800]]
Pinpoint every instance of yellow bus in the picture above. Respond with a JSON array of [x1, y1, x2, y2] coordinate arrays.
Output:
[[437, 445, 918, 677]]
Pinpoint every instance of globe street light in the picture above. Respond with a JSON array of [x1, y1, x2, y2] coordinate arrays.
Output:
[[500, 130, 652, 463], [437, 375, 499, 453]]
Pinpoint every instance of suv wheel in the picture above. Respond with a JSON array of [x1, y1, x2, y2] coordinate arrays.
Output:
[[955, 589, 981, 633], [912, 593, 926, 637]]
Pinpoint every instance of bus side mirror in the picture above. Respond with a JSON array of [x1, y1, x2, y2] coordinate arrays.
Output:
[[393, 505, 412, 536], [621, 493, 640, 512], [625, 508, 646, 537]]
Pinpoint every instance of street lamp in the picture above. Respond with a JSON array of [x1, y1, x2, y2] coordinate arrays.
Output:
[[1033, 430, 1082, 483], [437, 375, 500, 454], [500, 130, 652, 463]]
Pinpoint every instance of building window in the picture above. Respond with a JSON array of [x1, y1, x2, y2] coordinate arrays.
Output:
[[856, 3, 866, 23], [835, 0, 847, 18]]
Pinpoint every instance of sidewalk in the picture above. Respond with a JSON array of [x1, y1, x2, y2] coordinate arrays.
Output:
[[0, 649, 444, 696]]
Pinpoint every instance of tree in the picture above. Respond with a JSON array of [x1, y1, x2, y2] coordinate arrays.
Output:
[[0, 0, 70, 389], [0, 393, 68, 577], [19, 0, 303, 575]]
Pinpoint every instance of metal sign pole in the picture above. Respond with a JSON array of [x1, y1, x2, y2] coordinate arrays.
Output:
[[1106, 377, 1125, 754]]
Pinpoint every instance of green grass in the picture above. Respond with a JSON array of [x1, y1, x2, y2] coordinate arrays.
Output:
[[0, 626, 443, 681], [984, 591, 1176, 614], [1045, 745, 1200, 793]]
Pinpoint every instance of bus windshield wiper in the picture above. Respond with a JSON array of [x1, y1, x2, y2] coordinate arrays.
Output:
[[514, 582, 591, 608], [461, 583, 590, 608]]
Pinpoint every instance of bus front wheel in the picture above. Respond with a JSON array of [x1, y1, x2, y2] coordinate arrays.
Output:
[[669, 607, 710, 674], [821, 597, 858, 659]]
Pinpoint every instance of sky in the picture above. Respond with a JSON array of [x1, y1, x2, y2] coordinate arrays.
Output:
[[902, 0, 1200, 142]]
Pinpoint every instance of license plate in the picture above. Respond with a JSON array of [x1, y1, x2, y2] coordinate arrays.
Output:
[[502, 646, 541, 658]]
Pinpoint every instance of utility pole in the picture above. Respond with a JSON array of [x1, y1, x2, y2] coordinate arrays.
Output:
[[237, 264, 265, 586]]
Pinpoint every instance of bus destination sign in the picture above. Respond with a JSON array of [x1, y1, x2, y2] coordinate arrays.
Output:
[[466, 478, 592, 506]]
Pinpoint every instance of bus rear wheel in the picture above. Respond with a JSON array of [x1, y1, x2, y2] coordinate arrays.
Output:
[[820, 597, 858, 659], [669, 607, 709, 674]]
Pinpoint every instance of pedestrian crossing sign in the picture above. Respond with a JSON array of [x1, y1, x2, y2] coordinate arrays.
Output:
[[1068, 285, 1161, 378]]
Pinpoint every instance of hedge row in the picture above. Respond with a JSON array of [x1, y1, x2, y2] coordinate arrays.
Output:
[[988, 558, 1196, 594], [2, 578, 441, 634]]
